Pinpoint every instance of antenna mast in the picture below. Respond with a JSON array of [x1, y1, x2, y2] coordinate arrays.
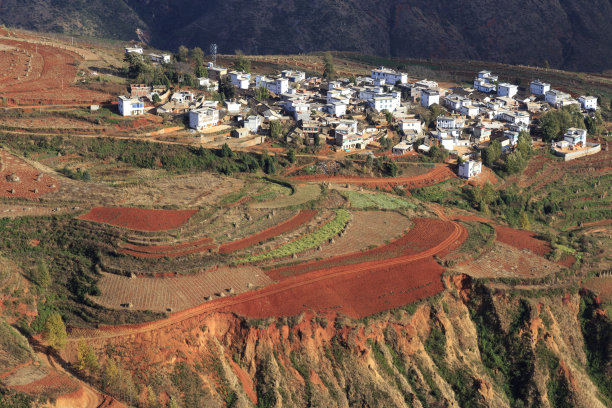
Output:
[[210, 43, 217, 66]]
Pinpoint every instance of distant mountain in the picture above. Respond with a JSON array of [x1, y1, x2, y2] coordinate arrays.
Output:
[[1, 0, 611, 72]]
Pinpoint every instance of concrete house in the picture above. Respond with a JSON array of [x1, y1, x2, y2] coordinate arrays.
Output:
[[497, 83, 518, 98], [149, 53, 171, 64], [207, 62, 228, 81], [371, 66, 408, 85], [392, 140, 414, 155], [459, 104, 480, 118], [230, 71, 251, 90], [224, 100, 241, 113], [125, 47, 143, 55], [421, 89, 440, 107], [458, 160, 482, 179], [118, 96, 144, 116], [130, 84, 151, 98], [189, 108, 220, 130], [256, 75, 289, 94], [530, 80, 550, 95], [498, 111, 530, 128], [400, 118, 423, 135], [281, 70, 306, 83], [563, 128, 587, 147], [243, 116, 262, 133], [578, 96, 598, 111]]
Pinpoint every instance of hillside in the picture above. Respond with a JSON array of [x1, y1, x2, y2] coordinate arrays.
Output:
[[0, 0, 612, 72]]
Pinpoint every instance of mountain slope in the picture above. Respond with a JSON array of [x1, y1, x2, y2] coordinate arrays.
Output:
[[1, 0, 611, 71]]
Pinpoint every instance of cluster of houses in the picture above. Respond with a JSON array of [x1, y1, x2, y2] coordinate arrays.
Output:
[[117, 47, 602, 172]]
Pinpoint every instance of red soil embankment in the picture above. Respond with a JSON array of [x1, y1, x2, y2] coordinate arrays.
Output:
[[219, 210, 317, 254], [494, 225, 551, 257], [0, 149, 59, 198], [77, 207, 197, 232]]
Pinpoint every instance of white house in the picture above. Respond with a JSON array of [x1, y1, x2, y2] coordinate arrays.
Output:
[[578, 96, 598, 111], [497, 83, 518, 98], [530, 80, 550, 95], [149, 53, 171, 64], [256, 75, 289, 95], [229, 71, 251, 89], [498, 110, 530, 128], [281, 70, 306, 83], [400, 118, 422, 135], [474, 78, 496, 93], [459, 104, 480, 118], [118, 96, 144, 116], [371, 66, 407, 85], [326, 102, 347, 117], [243, 116, 262, 133], [477, 70, 498, 83], [198, 77, 218, 90], [224, 100, 241, 113], [336, 133, 364, 151], [189, 108, 219, 130], [392, 140, 413, 155], [458, 160, 482, 179], [370, 95, 399, 112], [421, 89, 440, 107], [563, 128, 587, 147], [436, 115, 464, 130], [444, 94, 470, 111], [125, 47, 143, 55]]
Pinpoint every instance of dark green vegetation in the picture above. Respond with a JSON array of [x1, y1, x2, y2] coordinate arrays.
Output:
[[0, 215, 165, 328], [0, 133, 288, 176], [3, 0, 612, 71]]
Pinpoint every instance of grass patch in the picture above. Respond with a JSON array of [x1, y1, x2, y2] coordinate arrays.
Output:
[[341, 190, 416, 210]]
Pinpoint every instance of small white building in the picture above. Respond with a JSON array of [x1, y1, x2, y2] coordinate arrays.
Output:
[[436, 115, 464, 130], [256, 75, 289, 95], [149, 53, 171, 64], [118, 96, 144, 116], [225, 100, 241, 113], [563, 128, 587, 147], [171, 91, 195, 104], [229, 71, 251, 90], [498, 110, 530, 128], [477, 70, 498, 83], [497, 83, 518, 98], [281, 70, 306, 83], [198, 77, 218, 90], [474, 78, 496, 93], [392, 140, 413, 155], [421, 89, 440, 107], [125, 47, 143, 55], [243, 116, 262, 133], [545, 89, 570, 106], [326, 102, 346, 117], [578, 96, 598, 111], [530, 80, 550, 96], [336, 133, 364, 151], [458, 160, 482, 179], [370, 95, 399, 112], [459, 104, 480, 118], [189, 108, 220, 130], [400, 118, 422, 135], [371, 66, 408, 85]]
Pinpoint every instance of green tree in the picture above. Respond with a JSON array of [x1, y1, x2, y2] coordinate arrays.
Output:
[[43, 313, 66, 351], [190, 47, 204, 66], [516, 131, 533, 157], [426, 104, 444, 128], [255, 86, 270, 101], [365, 154, 374, 167], [384, 160, 399, 177], [195, 65, 208, 78], [519, 211, 531, 229], [584, 111, 603, 135], [33, 260, 51, 288], [322, 52, 336, 80], [382, 109, 394, 125], [505, 150, 527, 174], [287, 148, 296, 163], [218, 76, 236, 100], [152, 93, 161, 104], [543, 60, 550, 69], [221, 143, 233, 158], [233, 50, 251, 72], [483, 140, 502, 166], [314, 134, 321, 147], [269, 120, 282, 139], [428, 145, 449, 162], [77, 341, 99, 376], [540, 105, 584, 142], [176, 45, 189, 62]]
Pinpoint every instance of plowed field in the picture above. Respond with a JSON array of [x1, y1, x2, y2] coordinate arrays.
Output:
[[219, 210, 317, 254], [77, 207, 197, 232], [0, 149, 59, 198], [494, 225, 551, 257]]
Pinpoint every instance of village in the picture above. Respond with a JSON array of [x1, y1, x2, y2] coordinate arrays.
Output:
[[117, 46, 602, 179]]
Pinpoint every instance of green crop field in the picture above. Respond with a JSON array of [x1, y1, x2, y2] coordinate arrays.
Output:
[[342, 190, 416, 210]]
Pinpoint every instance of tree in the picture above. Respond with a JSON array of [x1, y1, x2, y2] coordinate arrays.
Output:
[[313, 134, 321, 147], [516, 131, 533, 157], [218, 76, 236, 100], [195, 65, 208, 78], [255, 86, 269, 101], [505, 150, 527, 174], [428, 145, 449, 162], [287, 148, 296, 163], [322, 52, 336, 80], [384, 160, 399, 177], [543, 60, 550, 69], [584, 111, 603, 135], [540, 105, 584, 142], [379, 136, 393, 151], [382, 109, 394, 125], [33, 260, 51, 288], [102, 359, 120, 392], [233, 50, 251, 72], [43, 313, 66, 351], [426, 104, 444, 128], [152, 93, 161, 104], [269, 120, 282, 139], [76, 341, 99, 376], [190, 47, 204, 66], [365, 154, 374, 168], [221, 143, 233, 158], [520, 211, 531, 230], [176, 45, 189, 62], [483, 140, 502, 167]]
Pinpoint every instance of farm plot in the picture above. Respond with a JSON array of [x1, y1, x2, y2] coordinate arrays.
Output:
[[494, 225, 551, 257], [0, 149, 59, 198], [250, 183, 321, 209], [239, 209, 351, 263], [219, 210, 317, 254], [119, 237, 216, 259], [287, 211, 412, 263], [117, 173, 245, 208], [341, 190, 416, 210], [77, 207, 197, 232], [268, 217, 462, 280], [453, 241, 560, 279], [93, 266, 272, 312]]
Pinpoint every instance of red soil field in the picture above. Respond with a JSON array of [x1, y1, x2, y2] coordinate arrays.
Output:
[[69, 218, 465, 340], [121, 237, 215, 254], [78, 207, 197, 232], [219, 210, 317, 254], [10, 370, 78, 396], [119, 243, 217, 259], [290, 165, 455, 189], [494, 225, 551, 257], [0, 149, 59, 198], [268, 217, 460, 280]]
